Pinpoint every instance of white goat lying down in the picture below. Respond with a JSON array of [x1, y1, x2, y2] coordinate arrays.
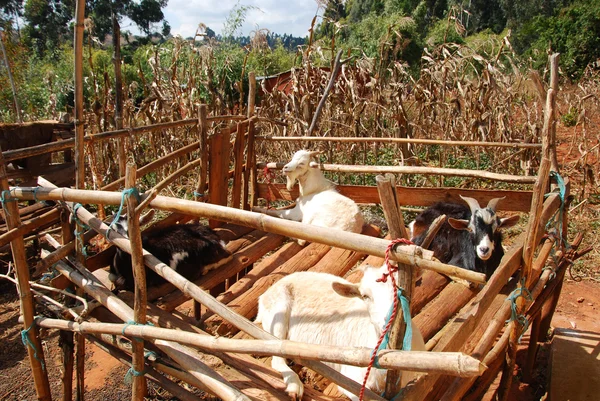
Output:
[[256, 265, 425, 401], [257, 149, 364, 245]]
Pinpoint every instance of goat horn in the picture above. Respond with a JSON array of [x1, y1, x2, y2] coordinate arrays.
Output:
[[486, 197, 505, 212], [459, 195, 482, 214], [308, 150, 322, 159]]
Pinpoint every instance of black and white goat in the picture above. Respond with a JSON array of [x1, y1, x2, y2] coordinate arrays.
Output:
[[108, 215, 233, 291], [409, 196, 520, 278]]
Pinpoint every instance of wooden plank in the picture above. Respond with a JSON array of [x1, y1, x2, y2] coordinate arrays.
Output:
[[257, 183, 533, 212], [208, 128, 232, 228]]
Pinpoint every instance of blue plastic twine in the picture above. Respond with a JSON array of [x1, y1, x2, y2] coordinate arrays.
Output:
[[21, 319, 46, 371], [506, 278, 533, 343], [105, 187, 141, 237]]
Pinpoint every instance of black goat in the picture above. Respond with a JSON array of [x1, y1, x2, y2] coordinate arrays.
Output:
[[410, 196, 520, 278], [108, 216, 232, 291]]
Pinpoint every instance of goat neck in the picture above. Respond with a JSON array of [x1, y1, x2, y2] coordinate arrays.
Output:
[[296, 167, 334, 197]]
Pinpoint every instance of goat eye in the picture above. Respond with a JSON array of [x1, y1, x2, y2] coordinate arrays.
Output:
[[362, 294, 371, 301]]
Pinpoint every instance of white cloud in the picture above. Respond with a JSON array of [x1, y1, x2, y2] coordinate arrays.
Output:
[[163, 0, 323, 38]]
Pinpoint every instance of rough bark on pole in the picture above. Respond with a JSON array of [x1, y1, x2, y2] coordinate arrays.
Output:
[[245, 119, 257, 210], [307, 49, 343, 136], [208, 128, 231, 228], [10, 186, 485, 284], [232, 122, 247, 209], [247, 72, 256, 118], [126, 163, 148, 400], [74, 0, 85, 189], [194, 104, 209, 202], [375, 173, 414, 398], [498, 53, 558, 401], [60, 209, 75, 401], [0, 147, 52, 400], [112, 13, 126, 177]]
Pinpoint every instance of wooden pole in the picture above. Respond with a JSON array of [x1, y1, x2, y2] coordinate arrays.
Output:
[[257, 162, 537, 184], [0, 148, 51, 400], [193, 104, 209, 201], [10, 186, 486, 284], [260, 136, 542, 149], [112, 13, 126, 177], [244, 119, 257, 210], [60, 205, 75, 401], [376, 174, 414, 398], [33, 317, 485, 377], [231, 122, 247, 209], [498, 53, 558, 401], [125, 163, 148, 400], [247, 72, 256, 118], [307, 49, 343, 136], [74, 0, 86, 188]]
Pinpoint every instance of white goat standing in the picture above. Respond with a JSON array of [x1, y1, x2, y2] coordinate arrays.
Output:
[[255, 264, 425, 401], [256, 150, 364, 245]]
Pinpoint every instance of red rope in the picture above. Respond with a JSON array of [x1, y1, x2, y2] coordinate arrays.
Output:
[[359, 237, 414, 401], [261, 166, 276, 209]]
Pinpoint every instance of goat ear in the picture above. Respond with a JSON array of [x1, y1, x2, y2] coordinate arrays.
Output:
[[332, 282, 361, 299], [139, 209, 156, 226], [486, 197, 506, 212], [448, 218, 471, 232], [499, 214, 520, 229], [308, 150, 322, 160], [459, 195, 481, 214]]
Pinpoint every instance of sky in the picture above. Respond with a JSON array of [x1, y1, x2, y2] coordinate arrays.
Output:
[[155, 0, 324, 39]]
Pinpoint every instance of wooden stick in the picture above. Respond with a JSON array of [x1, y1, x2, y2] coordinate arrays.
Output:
[[259, 136, 542, 149], [135, 158, 202, 214], [247, 72, 256, 118], [125, 164, 148, 400], [193, 105, 208, 201], [103, 140, 202, 192], [0, 208, 60, 248], [376, 174, 413, 397], [307, 49, 343, 136], [10, 186, 486, 284], [498, 53, 559, 401], [231, 121, 247, 208], [0, 147, 51, 400], [74, 0, 85, 188], [257, 162, 537, 184], [32, 317, 485, 377]]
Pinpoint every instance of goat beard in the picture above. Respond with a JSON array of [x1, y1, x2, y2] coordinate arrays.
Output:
[[285, 175, 296, 191]]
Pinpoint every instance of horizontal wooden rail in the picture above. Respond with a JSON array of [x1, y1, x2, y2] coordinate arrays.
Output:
[[258, 136, 542, 149], [9, 186, 487, 284], [257, 183, 534, 212], [257, 162, 537, 184], [31, 317, 485, 377]]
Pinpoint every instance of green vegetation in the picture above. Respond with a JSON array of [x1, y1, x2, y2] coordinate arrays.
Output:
[[1, 0, 600, 123]]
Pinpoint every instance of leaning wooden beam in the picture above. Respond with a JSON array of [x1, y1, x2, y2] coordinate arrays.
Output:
[[257, 162, 537, 184], [135, 157, 203, 214], [32, 317, 485, 377], [259, 136, 542, 149], [0, 208, 60, 248], [257, 183, 534, 212], [48, 253, 252, 401], [102, 140, 201, 191], [10, 187, 487, 284], [0, 148, 52, 401]]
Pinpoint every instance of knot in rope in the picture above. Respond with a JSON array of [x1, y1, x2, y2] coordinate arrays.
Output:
[[359, 238, 415, 401], [106, 188, 141, 237], [71, 203, 90, 256], [21, 318, 46, 371], [124, 367, 146, 385], [505, 278, 533, 343]]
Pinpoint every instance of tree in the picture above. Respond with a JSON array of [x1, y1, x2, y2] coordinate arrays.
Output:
[[22, 0, 74, 56], [1, 0, 24, 25], [86, 0, 168, 39]]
